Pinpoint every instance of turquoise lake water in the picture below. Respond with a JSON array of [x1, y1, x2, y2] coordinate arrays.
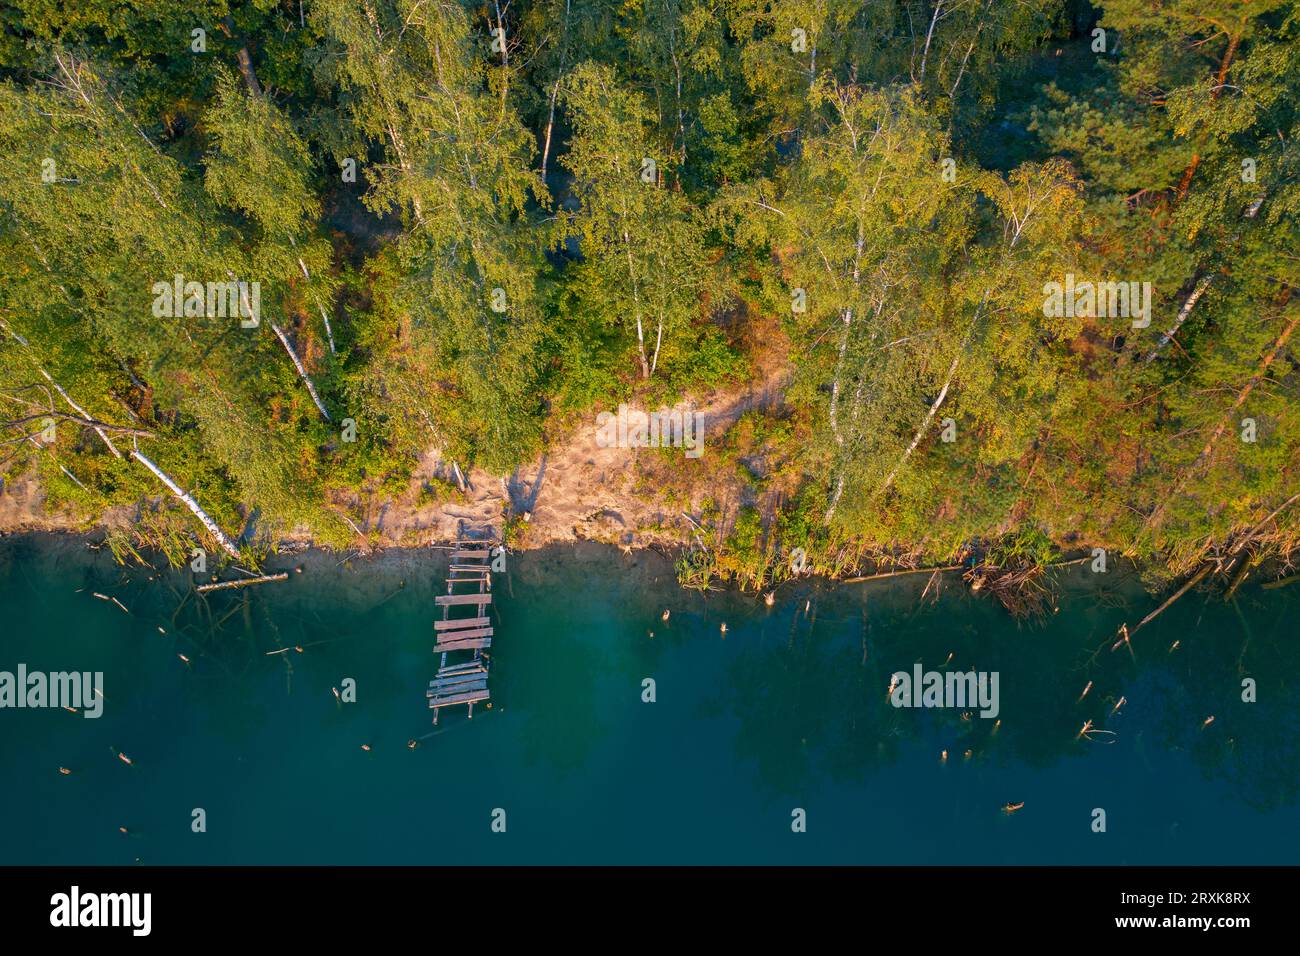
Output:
[[0, 535, 1296, 865]]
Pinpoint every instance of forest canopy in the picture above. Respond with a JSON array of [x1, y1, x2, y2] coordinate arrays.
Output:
[[0, 0, 1296, 591]]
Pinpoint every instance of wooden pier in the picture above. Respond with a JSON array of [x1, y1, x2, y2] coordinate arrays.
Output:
[[428, 535, 498, 724]]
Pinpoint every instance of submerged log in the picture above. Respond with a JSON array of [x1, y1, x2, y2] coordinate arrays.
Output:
[[1263, 573, 1300, 591], [841, 564, 963, 584], [1223, 558, 1253, 602], [197, 573, 288, 594], [1128, 564, 1214, 639]]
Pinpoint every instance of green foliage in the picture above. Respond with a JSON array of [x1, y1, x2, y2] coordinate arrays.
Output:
[[562, 61, 709, 381], [0, 0, 1294, 585], [204, 69, 317, 236], [986, 526, 1059, 569]]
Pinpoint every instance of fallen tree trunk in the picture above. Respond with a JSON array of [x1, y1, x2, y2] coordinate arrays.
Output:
[[289, 236, 337, 355], [1135, 308, 1300, 545], [269, 322, 331, 421], [1229, 491, 1300, 555], [24, 433, 90, 491], [197, 572, 288, 594], [841, 563, 963, 584], [2, 411, 151, 438], [1222, 557, 1253, 602], [219, 62, 334, 418], [1128, 564, 1214, 639], [879, 351, 959, 496], [1, 319, 124, 458], [130, 450, 241, 559], [228, 274, 332, 422], [878, 290, 989, 498], [218, 17, 263, 97]]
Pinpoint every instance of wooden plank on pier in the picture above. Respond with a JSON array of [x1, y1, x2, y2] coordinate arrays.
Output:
[[428, 688, 490, 708], [433, 637, 492, 652], [434, 615, 490, 631], [447, 575, 490, 587], [434, 626, 492, 642], [431, 682, 488, 697], [429, 673, 489, 691], [449, 564, 493, 572], [429, 678, 488, 696], [435, 592, 492, 606], [434, 633, 492, 649], [451, 549, 489, 561], [438, 661, 487, 678]]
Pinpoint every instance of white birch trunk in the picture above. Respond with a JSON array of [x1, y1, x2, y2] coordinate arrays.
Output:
[[918, 1, 944, 82], [825, 474, 846, 523], [231, 273, 331, 420], [1, 320, 123, 458], [1144, 275, 1213, 364], [270, 322, 331, 421], [539, 0, 572, 179], [131, 450, 241, 558], [827, 309, 852, 444], [877, 288, 989, 497], [290, 237, 337, 355], [621, 223, 650, 378], [650, 317, 664, 377], [879, 351, 960, 495]]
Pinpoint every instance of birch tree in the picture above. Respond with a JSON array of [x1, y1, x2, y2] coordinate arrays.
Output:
[[204, 68, 337, 416], [562, 62, 706, 381], [319, 0, 552, 471], [0, 54, 326, 544]]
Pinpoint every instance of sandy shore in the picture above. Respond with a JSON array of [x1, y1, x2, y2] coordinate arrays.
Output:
[[0, 361, 789, 554]]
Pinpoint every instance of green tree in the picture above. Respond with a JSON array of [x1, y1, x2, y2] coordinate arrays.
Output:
[[562, 62, 707, 381]]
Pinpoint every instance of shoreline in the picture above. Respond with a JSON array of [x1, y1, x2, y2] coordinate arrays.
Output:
[[0, 526, 1150, 607]]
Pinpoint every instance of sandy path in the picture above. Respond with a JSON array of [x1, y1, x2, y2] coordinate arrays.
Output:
[[2, 335, 792, 554], [369, 361, 790, 549]]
